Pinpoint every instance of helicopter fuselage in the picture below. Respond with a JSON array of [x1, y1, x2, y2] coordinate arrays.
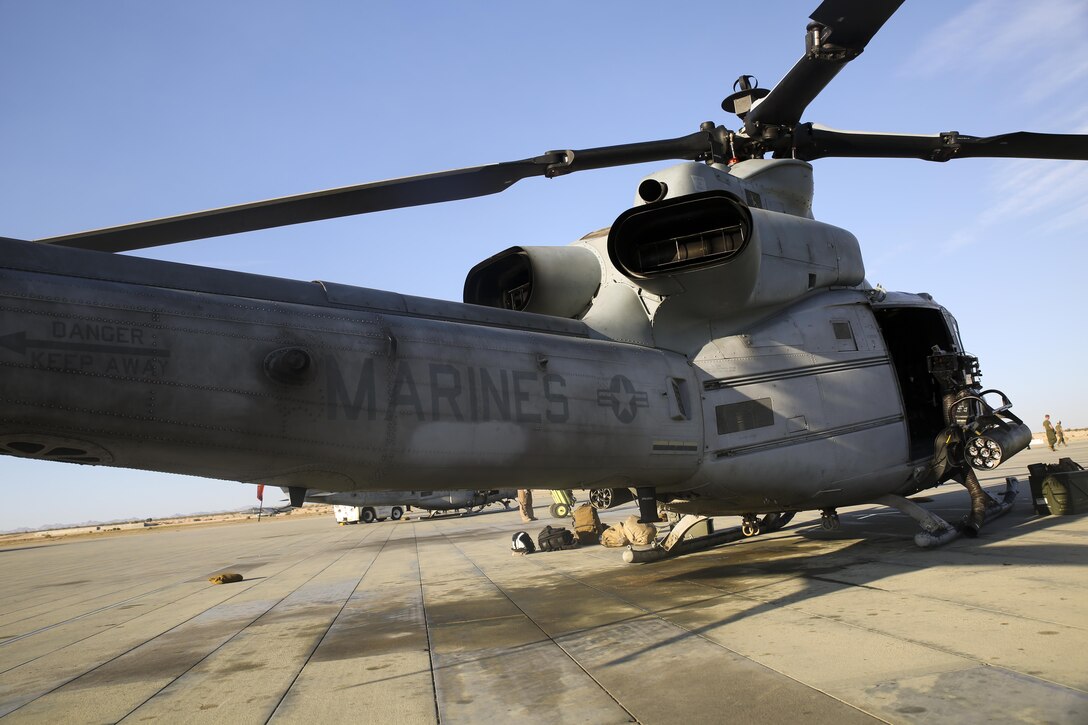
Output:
[[0, 181, 961, 517]]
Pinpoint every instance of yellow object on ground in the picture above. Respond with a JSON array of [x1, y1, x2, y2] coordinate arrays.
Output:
[[208, 572, 244, 584]]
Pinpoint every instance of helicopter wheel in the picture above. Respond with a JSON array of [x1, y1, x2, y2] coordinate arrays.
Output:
[[820, 509, 840, 530], [741, 515, 761, 537]]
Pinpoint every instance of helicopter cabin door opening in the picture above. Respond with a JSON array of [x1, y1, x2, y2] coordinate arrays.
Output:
[[872, 305, 954, 462]]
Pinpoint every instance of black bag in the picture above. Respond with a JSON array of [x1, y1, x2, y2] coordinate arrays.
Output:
[[537, 525, 578, 552], [511, 531, 535, 553]]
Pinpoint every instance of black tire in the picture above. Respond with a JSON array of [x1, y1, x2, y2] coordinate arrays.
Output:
[[548, 503, 560, 518], [361, 508, 376, 524], [1042, 477, 1071, 515], [589, 488, 633, 510], [589, 489, 613, 509], [390, 507, 403, 521], [554, 502, 571, 518], [759, 511, 796, 533]]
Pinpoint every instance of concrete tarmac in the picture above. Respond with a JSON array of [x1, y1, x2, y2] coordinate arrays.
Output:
[[1, 442, 1086, 724]]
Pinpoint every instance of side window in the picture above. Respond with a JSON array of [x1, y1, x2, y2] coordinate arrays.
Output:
[[831, 320, 857, 351]]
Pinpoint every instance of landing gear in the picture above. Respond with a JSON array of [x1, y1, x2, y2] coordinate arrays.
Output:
[[623, 510, 799, 563], [820, 509, 840, 530], [741, 511, 796, 537]]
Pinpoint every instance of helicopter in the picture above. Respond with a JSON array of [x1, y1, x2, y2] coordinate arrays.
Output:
[[300, 487, 516, 518], [2, 0, 1086, 547]]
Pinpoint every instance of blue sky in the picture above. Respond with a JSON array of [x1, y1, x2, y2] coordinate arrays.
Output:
[[1, 0, 1086, 530]]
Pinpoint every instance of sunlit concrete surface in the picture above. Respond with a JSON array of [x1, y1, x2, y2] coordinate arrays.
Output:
[[1, 442, 1086, 723]]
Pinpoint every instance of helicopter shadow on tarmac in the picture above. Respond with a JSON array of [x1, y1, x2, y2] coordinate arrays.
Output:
[[594, 481, 1086, 668]]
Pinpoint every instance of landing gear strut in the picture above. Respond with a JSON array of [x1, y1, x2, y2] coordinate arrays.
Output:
[[739, 511, 797, 536], [622, 511, 796, 563], [635, 486, 660, 523], [287, 486, 307, 508]]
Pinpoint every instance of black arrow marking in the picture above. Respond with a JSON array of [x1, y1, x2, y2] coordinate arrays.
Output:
[[0, 331, 169, 357]]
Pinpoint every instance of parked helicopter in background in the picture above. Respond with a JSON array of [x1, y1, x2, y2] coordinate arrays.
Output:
[[300, 488, 515, 519], [2, 0, 1085, 552]]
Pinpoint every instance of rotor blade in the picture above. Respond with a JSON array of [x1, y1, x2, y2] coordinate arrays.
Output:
[[35, 131, 720, 253], [937, 132, 1088, 160], [745, 0, 904, 132], [790, 125, 1088, 162]]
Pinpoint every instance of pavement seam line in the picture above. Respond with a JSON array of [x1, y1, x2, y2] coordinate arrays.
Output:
[[511, 547, 882, 723], [0, 523, 359, 677], [264, 522, 397, 723], [0, 525, 365, 718], [114, 523, 383, 722], [414, 524, 443, 725], [436, 530, 640, 723]]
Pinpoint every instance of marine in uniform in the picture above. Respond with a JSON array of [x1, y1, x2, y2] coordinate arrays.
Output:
[[1043, 415, 1057, 452], [517, 489, 536, 523]]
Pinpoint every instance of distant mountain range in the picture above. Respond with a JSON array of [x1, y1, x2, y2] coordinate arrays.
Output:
[[1, 506, 263, 535]]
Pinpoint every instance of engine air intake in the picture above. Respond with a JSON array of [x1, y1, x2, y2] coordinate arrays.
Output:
[[464, 245, 601, 319], [608, 191, 751, 278]]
